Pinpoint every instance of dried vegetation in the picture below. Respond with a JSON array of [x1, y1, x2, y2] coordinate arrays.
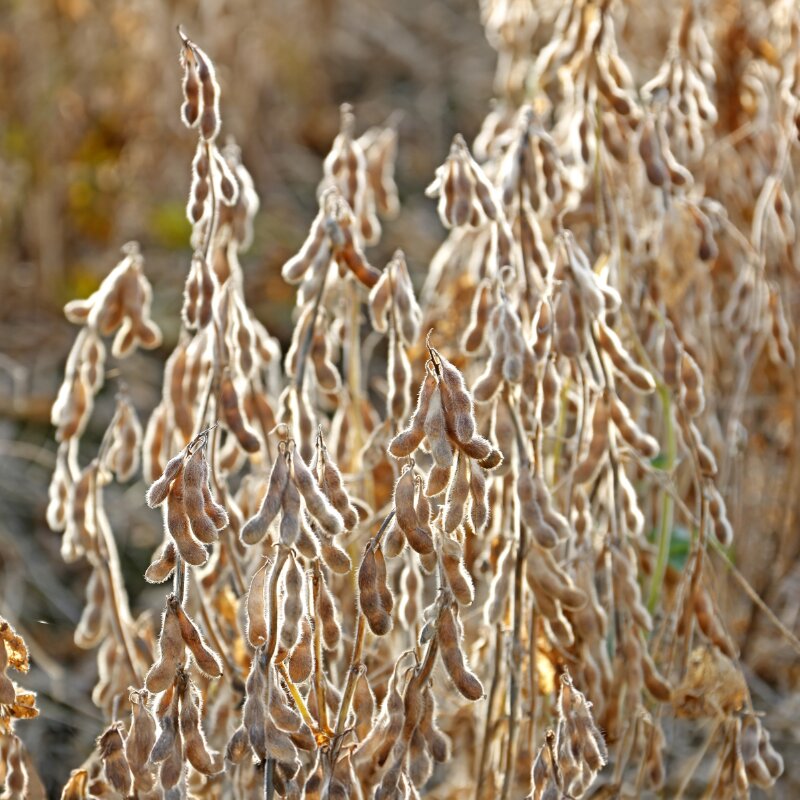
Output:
[[2, 0, 800, 797]]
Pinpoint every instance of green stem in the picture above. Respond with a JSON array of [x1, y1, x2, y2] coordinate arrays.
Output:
[[648, 388, 676, 613]]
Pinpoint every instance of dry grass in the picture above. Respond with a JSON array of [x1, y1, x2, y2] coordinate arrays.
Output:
[[2, 0, 800, 798]]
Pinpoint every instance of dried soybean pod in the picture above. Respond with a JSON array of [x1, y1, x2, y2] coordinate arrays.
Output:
[[423, 387, 454, 468], [221, 372, 261, 453], [180, 40, 201, 127], [468, 461, 489, 531], [280, 476, 302, 546], [443, 453, 470, 533], [388, 326, 412, 421], [243, 650, 268, 758], [202, 476, 229, 530], [126, 691, 157, 789], [247, 559, 269, 647], [517, 467, 558, 549], [440, 534, 474, 606], [146, 449, 185, 508], [288, 617, 314, 683], [242, 449, 289, 544], [463, 279, 493, 353], [680, 351, 705, 417], [290, 449, 344, 536], [389, 367, 438, 457], [98, 725, 132, 796], [419, 686, 450, 762], [145, 599, 185, 693], [359, 544, 393, 636], [424, 463, 452, 499], [74, 568, 106, 648], [438, 604, 483, 700], [319, 534, 353, 574], [399, 556, 422, 630], [145, 539, 177, 584], [319, 437, 359, 530], [279, 557, 305, 653], [180, 680, 222, 774], [641, 649, 673, 702], [382, 517, 406, 558], [166, 463, 208, 566], [174, 598, 223, 678], [436, 351, 476, 444], [540, 356, 560, 428], [485, 538, 513, 624], [182, 447, 218, 544], [573, 394, 610, 485], [318, 571, 341, 650], [394, 467, 419, 537], [269, 676, 302, 732], [596, 321, 656, 393]]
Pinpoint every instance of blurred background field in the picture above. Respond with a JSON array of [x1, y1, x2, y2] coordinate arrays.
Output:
[[1, 0, 799, 795]]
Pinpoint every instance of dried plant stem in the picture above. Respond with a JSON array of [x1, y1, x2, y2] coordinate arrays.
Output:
[[502, 397, 529, 800], [475, 622, 504, 800], [648, 387, 676, 613], [311, 561, 331, 736], [675, 719, 723, 800], [276, 661, 318, 734], [91, 473, 143, 686]]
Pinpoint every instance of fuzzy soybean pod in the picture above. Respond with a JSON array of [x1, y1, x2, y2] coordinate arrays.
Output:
[[358, 543, 393, 636], [180, 680, 223, 774], [517, 467, 558, 549], [438, 604, 483, 700], [145, 449, 185, 509], [443, 453, 470, 533], [318, 571, 342, 651], [279, 476, 302, 546], [389, 367, 438, 457], [288, 617, 314, 683], [173, 598, 223, 678], [319, 440, 359, 531], [463, 279, 493, 354], [395, 469, 433, 554], [244, 650, 268, 758], [440, 534, 474, 606], [241, 449, 289, 544], [247, 559, 269, 647], [419, 687, 450, 763], [596, 320, 655, 393], [145, 539, 177, 584], [290, 449, 344, 536], [680, 351, 705, 417], [166, 463, 208, 566], [98, 724, 132, 797], [573, 394, 610, 485], [485, 538, 514, 625], [468, 461, 489, 532], [436, 351, 476, 444], [145, 599, 185, 693], [388, 326, 412, 422], [319, 533, 353, 574], [269, 674, 302, 732], [180, 42, 201, 127], [125, 691, 157, 790], [220, 372, 261, 453], [540, 356, 560, 429], [472, 316, 506, 402], [424, 387, 454, 468], [609, 395, 660, 459], [182, 447, 219, 544], [279, 557, 305, 654]]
